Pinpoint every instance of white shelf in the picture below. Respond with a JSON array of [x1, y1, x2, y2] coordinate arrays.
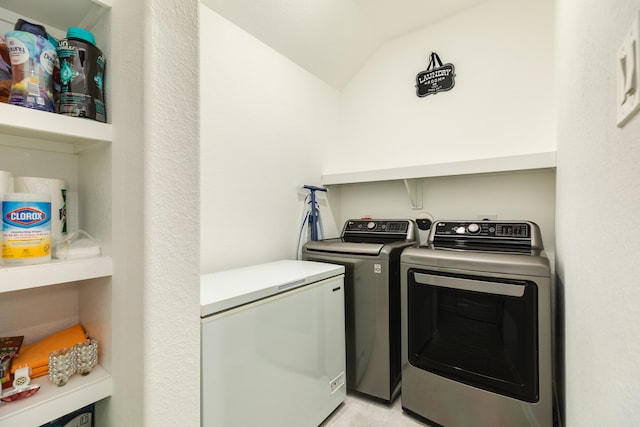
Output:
[[0, 103, 112, 154], [0, 1, 111, 37], [321, 151, 557, 185], [90, 0, 113, 8], [0, 365, 112, 427], [0, 257, 113, 293]]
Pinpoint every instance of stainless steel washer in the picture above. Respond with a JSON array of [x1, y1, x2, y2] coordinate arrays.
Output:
[[302, 219, 418, 403], [401, 220, 553, 427]]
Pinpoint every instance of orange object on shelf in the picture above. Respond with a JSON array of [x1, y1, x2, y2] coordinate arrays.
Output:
[[11, 324, 87, 379]]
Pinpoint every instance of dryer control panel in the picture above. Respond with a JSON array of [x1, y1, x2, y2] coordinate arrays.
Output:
[[429, 220, 543, 252], [433, 221, 531, 238]]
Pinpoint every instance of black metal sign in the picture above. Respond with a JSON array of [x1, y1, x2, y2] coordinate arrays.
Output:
[[415, 52, 455, 97]]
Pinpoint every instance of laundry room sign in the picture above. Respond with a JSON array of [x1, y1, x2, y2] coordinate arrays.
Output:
[[415, 52, 456, 97]]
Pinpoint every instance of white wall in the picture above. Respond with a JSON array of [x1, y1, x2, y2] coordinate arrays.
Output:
[[331, 169, 555, 248], [200, 0, 557, 262], [324, 0, 556, 248], [556, 0, 640, 425], [331, 0, 555, 174], [199, 8, 342, 273]]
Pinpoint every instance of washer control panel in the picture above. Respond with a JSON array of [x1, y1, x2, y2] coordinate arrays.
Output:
[[344, 220, 410, 234], [341, 219, 417, 244]]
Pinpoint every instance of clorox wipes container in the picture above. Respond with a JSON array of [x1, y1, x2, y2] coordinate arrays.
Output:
[[2, 193, 51, 265]]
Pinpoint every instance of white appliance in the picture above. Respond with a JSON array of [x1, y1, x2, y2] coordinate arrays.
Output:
[[201, 260, 346, 427]]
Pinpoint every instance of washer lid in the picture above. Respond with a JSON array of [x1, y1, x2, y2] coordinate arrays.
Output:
[[304, 239, 385, 255], [200, 260, 344, 317]]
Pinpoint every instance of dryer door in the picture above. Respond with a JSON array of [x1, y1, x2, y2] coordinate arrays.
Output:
[[406, 269, 539, 403]]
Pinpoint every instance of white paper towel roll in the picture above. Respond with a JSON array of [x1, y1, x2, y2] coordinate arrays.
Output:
[[0, 170, 14, 197], [14, 176, 67, 244]]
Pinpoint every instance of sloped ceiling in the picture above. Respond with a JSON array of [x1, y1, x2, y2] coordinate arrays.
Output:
[[200, 0, 487, 90]]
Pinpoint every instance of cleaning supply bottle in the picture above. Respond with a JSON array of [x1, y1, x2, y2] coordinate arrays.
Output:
[[5, 19, 57, 112], [57, 27, 106, 122]]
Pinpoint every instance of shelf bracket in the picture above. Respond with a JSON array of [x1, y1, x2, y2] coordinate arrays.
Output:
[[403, 179, 423, 210]]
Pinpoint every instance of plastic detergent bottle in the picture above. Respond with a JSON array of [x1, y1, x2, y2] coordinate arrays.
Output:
[[5, 20, 57, 112], [57, 27, 106, 122], [2, 193, 52, 265]]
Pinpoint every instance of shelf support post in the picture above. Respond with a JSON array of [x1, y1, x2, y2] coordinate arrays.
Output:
[[403, 179, 423, 210]]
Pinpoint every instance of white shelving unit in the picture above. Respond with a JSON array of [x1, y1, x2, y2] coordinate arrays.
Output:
[[0, 103, 112, 152], [0, 366, 111, 427], [0, 257, 112, 293], [0, 1, 113, 425]]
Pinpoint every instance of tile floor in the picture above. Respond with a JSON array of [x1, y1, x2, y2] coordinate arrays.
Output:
[[320, 393, 429, 427], [321, 393, 562, 427]]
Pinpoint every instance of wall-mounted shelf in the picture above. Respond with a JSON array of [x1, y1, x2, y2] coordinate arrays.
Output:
[[0, 257, 113, 293], [0, 103, 112, 154], [321, 151, 557, 209], [321, 151, 557, 185], [0, 365, 112, 427]]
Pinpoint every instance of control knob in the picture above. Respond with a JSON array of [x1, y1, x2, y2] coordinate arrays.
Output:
[[467, 223, 481, 234], [367, 221, 377, 230]]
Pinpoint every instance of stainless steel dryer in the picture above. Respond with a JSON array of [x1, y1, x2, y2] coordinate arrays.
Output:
[[401, 220, 553, 427], [302, 219, 418, 403]]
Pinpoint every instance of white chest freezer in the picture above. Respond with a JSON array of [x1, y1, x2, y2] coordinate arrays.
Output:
[[201, 260, 346, 427]]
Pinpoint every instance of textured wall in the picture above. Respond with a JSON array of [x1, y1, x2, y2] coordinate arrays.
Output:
[[142, 0, 200, 426], [556, 0, 640, 424]]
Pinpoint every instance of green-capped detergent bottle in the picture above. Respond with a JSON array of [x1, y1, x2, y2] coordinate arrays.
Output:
[[57, 27, 106, 122]]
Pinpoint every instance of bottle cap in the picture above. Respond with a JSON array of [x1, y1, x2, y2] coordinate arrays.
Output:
[[66, 27, 96, 46]]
